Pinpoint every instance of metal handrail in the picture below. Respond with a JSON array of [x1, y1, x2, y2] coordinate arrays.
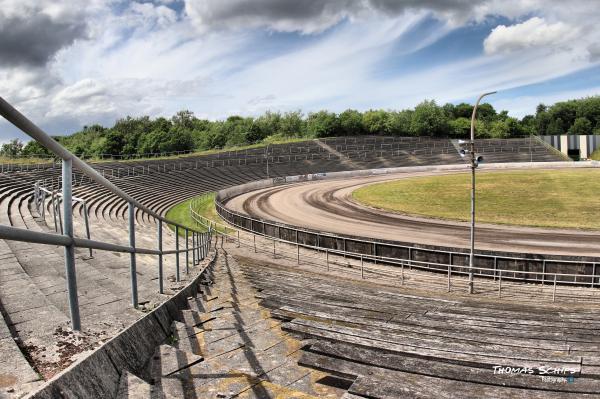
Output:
[[196, 213, 600, 303], [0, 97, 213, 330], [216, 205, 598, 282]]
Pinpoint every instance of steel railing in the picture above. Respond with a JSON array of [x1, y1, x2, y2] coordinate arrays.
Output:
[[0, 97, 213, 330], [189, 200, 600, 303]]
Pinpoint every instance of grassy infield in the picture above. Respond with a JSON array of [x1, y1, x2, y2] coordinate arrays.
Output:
[[352, 169, 600, 230], [165, 193, 232, 235]]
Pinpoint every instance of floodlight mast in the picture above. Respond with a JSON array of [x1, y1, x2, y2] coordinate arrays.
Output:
[[468, 91, 496, 294]]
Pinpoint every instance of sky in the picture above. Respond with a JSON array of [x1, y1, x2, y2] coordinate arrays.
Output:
[[1, 0, 600, 142]]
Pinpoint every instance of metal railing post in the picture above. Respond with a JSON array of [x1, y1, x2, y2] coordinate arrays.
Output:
[[51, 191, 58, 231], [361, 254, 364, 279], [326, 249, 329, 271], [237, 230, 240, 248], [447, 265, 451, 292], [199, 232, 203, 261], [56, 194, 63, 234], [253, 234, 257, 253], [82, 202, 92, 258], [401, 261, 404, 285], [62, 158, 81, 330], [542, 260, 546, 285], [175, 225, 180, 282], [128, 202, 138, 308], [297, 243, 300, 264], [498, 271, 502, 298], [553, 274, 557, 302], [185, 228, 189, 274], [192, 231, 196, 266], [41, 189, 46, 220], [158, 220, 164, 294], [196, 232, 201, 262], [34, 181, 39, 211]]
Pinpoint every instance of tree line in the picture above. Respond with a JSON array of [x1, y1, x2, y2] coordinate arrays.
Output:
[[2, 96, 600, 159]]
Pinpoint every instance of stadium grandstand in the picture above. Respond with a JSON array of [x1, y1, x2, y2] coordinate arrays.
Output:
[[3, 97, 599, 399]]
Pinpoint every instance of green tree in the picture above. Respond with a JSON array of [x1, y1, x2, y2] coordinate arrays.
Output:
[[477, 103, 497, 121], [546, 117, 566, 135], [362, 110, 389, 135], [306, 111, 340, 138], [449, 117, 471, 138], [21, 140, 52, 158], [410, 100, 449, 137], [98, 130, 125, 156], [338, 109, 364, 135], [255, 111, 281, 138], [576, 97, 600, 127], [520, 115, 536, 136], [442, 103, 456, 119], [0, 139, 23, 157], [549, 101, 577, 128], [279, 111, 305, 137], [454, 103, 473, 119], [172, 110, 195, 130], [570, 117, 593, 135], [386, 110, 413, 136]]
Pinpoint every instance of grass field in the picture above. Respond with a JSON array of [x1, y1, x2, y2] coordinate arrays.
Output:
[[352, 169, 600, 229], [165, 193, 230, 234]]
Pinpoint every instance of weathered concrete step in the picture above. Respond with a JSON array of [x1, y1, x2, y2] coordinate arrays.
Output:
[[164, 339, 314, 398], [289, 318, 577, 364], [0, 329, 43, 398], [284, 320, 584, 376], [307, 340, 600, 394], [269, 305, 570, 352], [115, 371, 156, 399], [301, 351, 598, 399], [350, 372, 596, 399], [150, 344, 203, 379], [186, 292, 259, 314], [178, 308, 272, 329]]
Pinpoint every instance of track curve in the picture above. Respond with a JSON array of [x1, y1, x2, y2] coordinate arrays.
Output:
[[225, 169, 600, 257]]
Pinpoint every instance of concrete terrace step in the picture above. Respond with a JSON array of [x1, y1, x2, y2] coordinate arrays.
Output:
[[141, 251, 344, 399], [238, 259, 600, 398]]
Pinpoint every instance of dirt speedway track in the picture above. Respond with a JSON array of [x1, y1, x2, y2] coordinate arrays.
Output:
[[225, 168, 600, 257]]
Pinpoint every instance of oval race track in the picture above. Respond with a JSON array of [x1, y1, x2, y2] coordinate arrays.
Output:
[[225, 168, 600, 257]]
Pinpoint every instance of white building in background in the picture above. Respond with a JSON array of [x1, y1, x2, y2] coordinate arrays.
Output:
[[542, 135, 600, 160]]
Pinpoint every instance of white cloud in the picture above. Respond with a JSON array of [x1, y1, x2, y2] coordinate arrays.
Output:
[[484, 17, 577, 55], [2, 0, 600, 141]]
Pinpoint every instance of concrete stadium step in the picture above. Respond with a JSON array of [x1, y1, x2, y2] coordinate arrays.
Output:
[[0, 237, 70, 383], [234, 259, 600, 397], [0, 240, 45, 397], [303, 340, 600, 395], [115, 371, 156, 399], [301, 350, 597, 399], [141, 251, 343, 398]]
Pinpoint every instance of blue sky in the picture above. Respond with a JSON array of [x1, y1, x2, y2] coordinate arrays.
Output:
[[1, 0, 599, 142]]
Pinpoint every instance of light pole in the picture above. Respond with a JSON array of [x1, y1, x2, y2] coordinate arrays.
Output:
[[468, 91, 496, 294]]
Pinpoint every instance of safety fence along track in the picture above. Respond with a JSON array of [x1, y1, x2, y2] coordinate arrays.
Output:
[[211, 164, 600, 301]]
